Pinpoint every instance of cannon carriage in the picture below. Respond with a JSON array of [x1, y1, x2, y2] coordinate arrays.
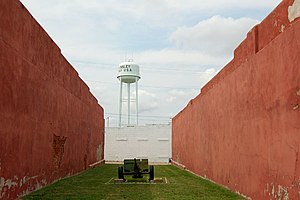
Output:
[[118, 158, 154, 181]]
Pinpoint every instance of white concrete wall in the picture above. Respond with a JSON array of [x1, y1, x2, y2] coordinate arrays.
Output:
[[104, 124, 172, 163]]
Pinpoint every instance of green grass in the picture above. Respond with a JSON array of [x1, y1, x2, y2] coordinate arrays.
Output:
[[23, 164, 245, 200]]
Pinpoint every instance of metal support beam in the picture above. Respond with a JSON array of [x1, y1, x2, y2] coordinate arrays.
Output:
[[136, 77, 138, 125], [119, 80, 123, 127], [127, 83, 130, 125]]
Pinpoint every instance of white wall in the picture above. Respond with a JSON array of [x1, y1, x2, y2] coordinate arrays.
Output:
[[104, 124, 172, 163]]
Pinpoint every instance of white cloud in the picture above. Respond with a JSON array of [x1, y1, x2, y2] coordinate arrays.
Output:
[[196, 68, 218, 86], [170, 16, 259, 55], [166, 89, 199, 104], [19, 0, 281, 126], [136, 49, 227, 67], [20, 0, 281, 30], [165, 0, 281, 11], [65, 47, 228, 71], [138, 90, 159, 113], [169, 90, 189, 96], [204, 68, 216, 74], [166, 96, 176, 103]]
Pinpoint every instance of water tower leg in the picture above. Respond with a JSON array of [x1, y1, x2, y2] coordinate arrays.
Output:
[[127, 83, 130, 126], [119, 80, 123, 127], [136, 77, 138, 126]]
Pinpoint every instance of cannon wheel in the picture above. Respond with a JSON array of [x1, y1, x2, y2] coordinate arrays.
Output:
[[118, 166, 124, 180], [149, 165, 154, 181]]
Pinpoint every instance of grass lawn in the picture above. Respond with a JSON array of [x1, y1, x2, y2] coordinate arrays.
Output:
[[23, 164, 245, 200]]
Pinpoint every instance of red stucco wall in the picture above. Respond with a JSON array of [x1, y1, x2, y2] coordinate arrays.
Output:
[[172, 0, 300, 199], [0, 0, 104, 199]]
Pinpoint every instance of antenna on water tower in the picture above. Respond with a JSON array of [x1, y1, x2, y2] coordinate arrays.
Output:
[[117, 60, 141, 127]]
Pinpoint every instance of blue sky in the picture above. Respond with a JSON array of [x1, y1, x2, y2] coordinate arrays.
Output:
[[20, 0, 282, 126]]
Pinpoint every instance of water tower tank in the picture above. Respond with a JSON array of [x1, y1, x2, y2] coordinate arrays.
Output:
[[117, 61, 140, 83]]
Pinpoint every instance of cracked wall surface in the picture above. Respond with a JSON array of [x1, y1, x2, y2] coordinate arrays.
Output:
[[172, 0, 300, 199], [0, 0, 105, 199]]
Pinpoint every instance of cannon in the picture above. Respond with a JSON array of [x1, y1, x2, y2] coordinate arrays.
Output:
[[118, 158, 154, 181]]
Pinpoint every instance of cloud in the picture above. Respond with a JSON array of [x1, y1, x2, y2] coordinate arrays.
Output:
[[196, 68, 218, 86], [166, 96, 176, 103], [19, 0, 281, 126], [170, 15, 259, 55], [20, 0, 281, 32], [165, 0, 281, 11], [136, 49, 227, 67], [166, 89, 199, 104], [66, 46, 228, 71], [138, 90, 159, 113]]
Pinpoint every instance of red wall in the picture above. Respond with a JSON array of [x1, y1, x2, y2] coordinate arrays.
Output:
[[172, 0, 300, 199], [0, 0, 104, 199]]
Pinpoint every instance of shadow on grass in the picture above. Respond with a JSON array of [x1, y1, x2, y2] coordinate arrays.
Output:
[[105, 176, 168, 185]]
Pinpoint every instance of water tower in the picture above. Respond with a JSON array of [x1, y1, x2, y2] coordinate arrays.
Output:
[[117, 61, 141, 127]]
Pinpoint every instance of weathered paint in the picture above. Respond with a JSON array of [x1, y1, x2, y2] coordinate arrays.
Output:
[[172, 0, 300, 199], [288, 0, 300, 22], [0, 0, 104, 199]]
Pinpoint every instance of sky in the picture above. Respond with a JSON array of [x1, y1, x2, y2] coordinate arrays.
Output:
[[20, 0, 282, 127]]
